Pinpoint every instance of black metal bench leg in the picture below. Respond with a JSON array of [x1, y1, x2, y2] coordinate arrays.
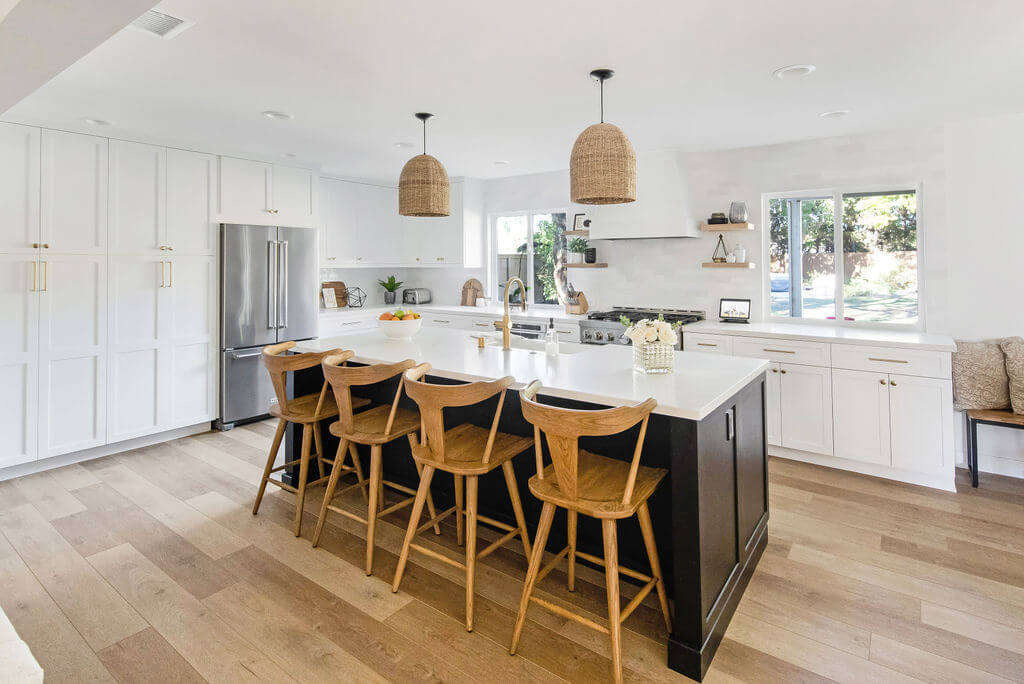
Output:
[[969, 417, 979, 488]]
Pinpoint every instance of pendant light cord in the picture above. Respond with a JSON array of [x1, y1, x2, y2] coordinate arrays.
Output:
[[422, 119, 427, 155], [600, 78, 604, 123]]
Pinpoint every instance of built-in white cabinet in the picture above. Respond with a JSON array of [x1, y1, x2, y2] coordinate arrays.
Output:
[[321, 178, 358, 266], [166, 149, 217, 255], [109, 141, 166, 254], [40, 130, 108, 254], [404, 180, 464, 265], [684, 332, 733, 355], [0, 123, 41, 254], [888, 374, 953, 472], [778, 363, 833, 455], [832, 368, 891, 466], [217, 157, 317, 227], [0, 255, 39, 467], [358, 183, 403, 265]]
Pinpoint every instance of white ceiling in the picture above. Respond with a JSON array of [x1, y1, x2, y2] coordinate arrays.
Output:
[[5, 0, 1024, 181]]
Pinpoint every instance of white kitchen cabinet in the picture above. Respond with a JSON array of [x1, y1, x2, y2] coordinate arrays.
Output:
[[167, 255, 217, 427], [405, 180, 464, 265], [423, 313, 458, 328], [272, 164, 317, 228], [831, 368, 891, 466], [319, 312, 378, 336], [889, 374, 953, 473], [357, 183, 402, 265], [468, 316, 499, 332], [765, 362, 782, 446], [167, 149, 217, 254], [0, 255, 39, 467], [217, 156, 272, 224], [40, 130, 108, 254], [0, 123, 41, 254], [108, 141, 166, 255], [37, 254, 107, 457], [684, 332, 733, 354], [320, 178, 359, 266], [778, 363, 833, 455]]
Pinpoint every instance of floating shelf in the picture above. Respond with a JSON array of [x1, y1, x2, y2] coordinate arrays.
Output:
[[563, 229, 590, 237], [701, 261, 756, 269], [565, 262, 608, 268], [699, 222, 755, 232]]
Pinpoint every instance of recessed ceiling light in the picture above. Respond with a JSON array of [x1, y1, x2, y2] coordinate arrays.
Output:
[[494, 160, 510, 166], [82, 118, 111, 126], [772, 64, 816, 79], [393, 141, 414, 149], [261, 110, 293, 121], [819, 109, 850, 119]]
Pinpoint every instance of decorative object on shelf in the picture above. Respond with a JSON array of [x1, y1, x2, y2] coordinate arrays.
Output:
[[460, 278, 484, 306], [377, 275, 403, 305], [346, 286, 366, 308], [567, 236, 588, 264], [565, 283, 589, 315], [322, 287, 338, 309], [572, 213, 587, 230], [726, 252, 737, 264], [570, 68, 636, 205], [584, 218, 592, 227], [584, 246, 597, 263], [733, 244, 747, 262], [398, 112, 450, 217], [729, 201, 748, 224], [621, 315, 680, 374], [712, 234, 729, 262], [321, 280, 348, 308], [707, 212, 729, 225]]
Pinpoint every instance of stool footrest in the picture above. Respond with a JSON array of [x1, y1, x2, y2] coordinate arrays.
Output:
[[575, 550, 652, 583], [416, 505, 457, 535], [529, 595, 609, 634], [535, 546, 571, 586], [619, 578, 658, 624], [324, 503, 368, 526], [410, 542, 465, 570], [477, 526, 523, 560]]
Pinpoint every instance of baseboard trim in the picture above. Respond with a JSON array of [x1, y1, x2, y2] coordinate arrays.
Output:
[[768, 446, 956, 492], [0, 423, 211, 482]]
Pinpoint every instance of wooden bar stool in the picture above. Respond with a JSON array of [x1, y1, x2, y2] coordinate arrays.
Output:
[[312, 353, 443, 575], [510, 381, 672, 684], [392, 363, 534, 631], [252, 341, 364, 537]]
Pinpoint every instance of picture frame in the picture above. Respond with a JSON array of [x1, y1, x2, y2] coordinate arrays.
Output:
[[572, 213, 586, 230]]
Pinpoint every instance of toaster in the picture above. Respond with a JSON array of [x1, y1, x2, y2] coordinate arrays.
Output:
[[402, 288, 432, 305]]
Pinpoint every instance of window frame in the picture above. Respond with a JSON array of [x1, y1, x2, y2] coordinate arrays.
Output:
[[760, 182, 925, 331], [487, 207, 567, 308]]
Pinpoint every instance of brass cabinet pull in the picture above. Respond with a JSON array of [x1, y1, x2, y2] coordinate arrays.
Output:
[[780, 368, 787, 374], [168, 260, 173, 288], [889, 380, 897, 387], [432, 319, 450, 324], [697, 342, 718, 347], [771, 368, 778, 373], [763, 348, 796, 354], [41, 261, 48, 291], [41, 243, 49, 249], [31, 242, 39, 249], [868, 357, 908, 364], [30, 261, 38, 291], [436, 257, 444, 261], [879, 379, 887, 385]]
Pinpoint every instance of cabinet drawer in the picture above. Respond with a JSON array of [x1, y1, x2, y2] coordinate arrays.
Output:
[[320, 316, 374, 336], [424, 315, 457, 328], [830, 344, 951, 379], [684, 333, 733, 354], [469, 316, 498, 331], [554, 325, 579, 342], [732, 336, 829, 366]]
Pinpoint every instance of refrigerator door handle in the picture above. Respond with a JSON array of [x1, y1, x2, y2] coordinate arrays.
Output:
[[267, 240, 278, 329], [229, 349, 264, 359], [279, 240, 288, 329]]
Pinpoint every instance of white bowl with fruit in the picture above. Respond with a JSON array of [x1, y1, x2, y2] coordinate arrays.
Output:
[[377, 309, 423, 338]]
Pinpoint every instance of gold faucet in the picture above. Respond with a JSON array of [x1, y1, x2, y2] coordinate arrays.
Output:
[[494, 277, 527, 350]]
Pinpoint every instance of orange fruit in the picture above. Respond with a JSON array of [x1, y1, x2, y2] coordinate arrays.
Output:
[[401, 314, 415, 321], [379, 312, 394, 320]]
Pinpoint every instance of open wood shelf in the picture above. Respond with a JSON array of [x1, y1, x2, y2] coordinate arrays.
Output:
[[565, 262, 607, 268], [701, 261, 756, 269], [700, 222, 755, 232], [564, 229, 590, 237]]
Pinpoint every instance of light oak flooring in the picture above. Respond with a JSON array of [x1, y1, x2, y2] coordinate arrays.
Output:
[[1, 420, 1023, 683]]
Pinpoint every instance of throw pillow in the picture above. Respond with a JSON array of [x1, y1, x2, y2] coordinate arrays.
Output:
[[1000, 337, 1024, 414], [951, 339, 1010, 411]]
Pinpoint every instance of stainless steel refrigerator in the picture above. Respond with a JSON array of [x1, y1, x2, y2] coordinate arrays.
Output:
[[216, 224, 318, 429]]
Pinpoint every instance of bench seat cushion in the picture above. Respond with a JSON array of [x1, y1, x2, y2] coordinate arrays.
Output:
[[1000, 337, 1024, 415], [952, 338, 1011, 411]]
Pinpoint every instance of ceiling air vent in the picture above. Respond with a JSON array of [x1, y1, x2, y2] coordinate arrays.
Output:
[[129, 10, 194, 40]]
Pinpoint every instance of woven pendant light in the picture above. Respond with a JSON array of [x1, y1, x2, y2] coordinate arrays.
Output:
[[570, 69, 636, 205], [399, 112, 450, 217]]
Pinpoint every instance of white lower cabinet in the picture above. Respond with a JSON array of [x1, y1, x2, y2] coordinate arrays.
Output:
[[832, 368, 891, 466], [888, 374, 953, 472], [765, 363, 782, 446], [0, 255, 39, 467], [778, 363, 833, 455]]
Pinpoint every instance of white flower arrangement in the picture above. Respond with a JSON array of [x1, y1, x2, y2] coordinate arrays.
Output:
[[620, 315, 680, 347]]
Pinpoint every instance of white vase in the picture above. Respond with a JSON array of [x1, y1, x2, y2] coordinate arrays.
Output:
[[568, 252, 583, 264]]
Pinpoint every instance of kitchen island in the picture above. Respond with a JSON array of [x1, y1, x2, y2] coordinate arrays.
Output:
[[290, 328, 769, 680]]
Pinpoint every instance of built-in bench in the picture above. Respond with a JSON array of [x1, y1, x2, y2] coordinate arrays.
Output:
[[965, 409, 1024, 487]]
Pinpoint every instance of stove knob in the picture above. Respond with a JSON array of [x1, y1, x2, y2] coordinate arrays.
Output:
[[583, 330, 592, 341], [594, 331, 604, 341], [619, 334, 629, 344]]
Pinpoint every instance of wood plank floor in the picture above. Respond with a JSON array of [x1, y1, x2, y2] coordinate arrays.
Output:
[[1, 421, 1023, 683]]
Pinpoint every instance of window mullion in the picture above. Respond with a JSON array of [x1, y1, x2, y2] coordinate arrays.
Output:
[[833, 192, 844, 323]]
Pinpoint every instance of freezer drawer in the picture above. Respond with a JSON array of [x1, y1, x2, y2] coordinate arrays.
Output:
[[218, 348, 277, 428]]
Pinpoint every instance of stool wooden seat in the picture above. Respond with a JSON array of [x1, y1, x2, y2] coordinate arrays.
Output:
[[510, 381, 672, 684], [391, 363, 533, 632], [312, 354, 442, 576], [965, 409, 1024, 487], [253, 341, 368, 537]]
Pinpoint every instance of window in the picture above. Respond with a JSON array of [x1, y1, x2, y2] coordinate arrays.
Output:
[[766, 188, 918, 326], [492, 210, 567, 305]]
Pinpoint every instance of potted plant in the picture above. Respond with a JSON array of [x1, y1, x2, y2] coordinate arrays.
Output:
[[567, 237, 588, 264], [377, 275, 403, 305]]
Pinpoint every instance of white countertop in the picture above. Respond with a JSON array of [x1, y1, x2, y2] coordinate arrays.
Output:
[[295, 327, 768, 421], [686, 320, 956, 352], [319, 304, 588, 325]]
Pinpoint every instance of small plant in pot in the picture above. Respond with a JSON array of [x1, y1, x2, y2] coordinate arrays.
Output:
[[567, 237, 588, 264], [377, 275, 403, 305]]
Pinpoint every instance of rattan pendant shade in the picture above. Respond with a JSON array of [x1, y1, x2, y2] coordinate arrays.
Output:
[[399, 113, 450, 217], [570, 69, 636, 205]]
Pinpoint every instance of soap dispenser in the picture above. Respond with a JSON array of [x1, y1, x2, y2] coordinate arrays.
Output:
[[545, 318, 559, 357]]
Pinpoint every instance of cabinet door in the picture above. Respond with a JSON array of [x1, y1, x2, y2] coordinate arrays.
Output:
[[108, 141, 166, 254], [357, 184, 402, 264], [167, 256, 217, 427], [889, 374, 953, 473], [831, 368, 891, 466], [38, 254, 106, 456], [403, 214, 438, 265], [0, 255, 38, 467], [167, 149, 217, 254], [40, 130, 108, 254], [107, 256, 165, 441], [779, 363, 833, 455], [217, 156, 271, 224], [765, 362, 782, 446], [272, 165, 317, 228], [321, 178, 359, 266], [0, 123, 41, 254]]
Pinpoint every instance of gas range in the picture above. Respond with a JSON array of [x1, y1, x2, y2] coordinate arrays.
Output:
[[579, 307, 705, 346]]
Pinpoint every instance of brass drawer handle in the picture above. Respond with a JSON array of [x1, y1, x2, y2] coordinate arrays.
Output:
[[432, 319, 450, 324], [868, 357, 908, 364], [697, 342, 718, 347], [763, 348, 796, 354]]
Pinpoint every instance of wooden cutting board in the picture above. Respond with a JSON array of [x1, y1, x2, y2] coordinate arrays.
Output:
[[321, 280, 348, 308], [461, 278, 484, 306]]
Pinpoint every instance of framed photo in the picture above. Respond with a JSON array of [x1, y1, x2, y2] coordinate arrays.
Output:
[[322, 287, 338, 308], [572, 213, 586, 230], [719, 298, 751, 323]]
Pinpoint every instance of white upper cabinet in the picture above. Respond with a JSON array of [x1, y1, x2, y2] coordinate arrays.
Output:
[[356, 183, 402, 264], [216, 157, 317, 227], [41, 130, 108, 254], [321, 178, 358, 266], [272, 164, 317, 228], [403, 179, 464, 265], [167, 149, 217, 254], [108, 141, 166, 254], [0, 123, 41, 254], [831, 368, 891, 466]]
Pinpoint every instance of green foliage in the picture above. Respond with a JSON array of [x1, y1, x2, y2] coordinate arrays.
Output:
[[568, 237, 588, 253], [531, 214, 565, 304], [377, 275, 403, 292]]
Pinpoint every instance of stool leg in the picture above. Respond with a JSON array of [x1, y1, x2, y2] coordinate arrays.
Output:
[[408, 433, 440, 535], [465, 476, 479, 632], [392, 464, 436, 593], [502, 460, 531, 557], [510, 501, 556, 655], [293, 424, 312, 537], [253, 419, 287, 516], [567, 510, 577, 592], [453, 474, 465, 546], [312, 439, 348, 548], [366, 445, 383, 575], [602, 518, 623, 684], [970, 418, 980, 488], [637, 502, 672, 633], [312, 422, 325, 481], [349, 443, 368, 503]]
